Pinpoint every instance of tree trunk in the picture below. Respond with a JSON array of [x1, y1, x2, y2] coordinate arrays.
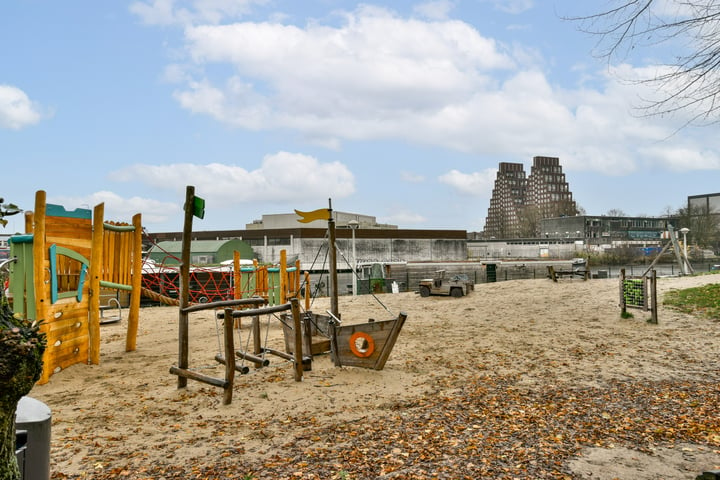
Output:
[[0, 299, 45, 480]]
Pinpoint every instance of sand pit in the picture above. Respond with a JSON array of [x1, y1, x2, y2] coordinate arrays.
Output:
[[29, 273, 720, 479]]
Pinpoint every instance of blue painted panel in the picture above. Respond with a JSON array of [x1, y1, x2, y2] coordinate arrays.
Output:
[[46, 203, 92, 219]]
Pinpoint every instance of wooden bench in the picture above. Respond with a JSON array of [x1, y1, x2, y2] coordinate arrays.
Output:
[[547, 266, 589, 282]]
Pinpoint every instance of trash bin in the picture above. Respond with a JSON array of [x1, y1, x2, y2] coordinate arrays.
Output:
[[15, 429, 27, 476], [15, 396, 51, 480], [486, 263, 497, 283]]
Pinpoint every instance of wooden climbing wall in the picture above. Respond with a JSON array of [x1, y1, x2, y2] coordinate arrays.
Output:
[[31, 191, 93, 384], [9, 191, 143, 384]]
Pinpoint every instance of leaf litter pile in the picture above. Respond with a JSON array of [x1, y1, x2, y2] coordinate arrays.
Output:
[[52, 374, 720, 479]]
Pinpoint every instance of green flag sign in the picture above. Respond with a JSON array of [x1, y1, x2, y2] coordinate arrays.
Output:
[[193, 196, 205, 219]]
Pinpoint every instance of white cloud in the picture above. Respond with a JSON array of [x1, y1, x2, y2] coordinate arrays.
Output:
[[438, 168, 497, 196], [0, 85, 44, 130], [148, 4, 720, 177], [176, 6, 514, 141], [130, 0, 268, 26], [638, 145, 720, 171], [650, 0, 697, 19], [173, 78, 270, 129], [49, 191, 180, 225], [480, 0, 534, 15], [130, 0, 176, 25], [111, 152, 355, 205], [413, 1, 455, 20]]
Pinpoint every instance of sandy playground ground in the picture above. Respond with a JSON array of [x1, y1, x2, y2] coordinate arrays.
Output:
[[28, 273, 720, 479]]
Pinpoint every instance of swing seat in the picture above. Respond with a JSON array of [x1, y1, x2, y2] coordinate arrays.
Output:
[[100, 298, 122, 324]]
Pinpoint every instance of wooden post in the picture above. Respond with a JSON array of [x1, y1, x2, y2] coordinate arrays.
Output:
[[88, 203, 104, 364], [328, 200, 339, 318], [177, 186, 195, 389], [126, 213, 143, 352], [24, 210, 33, 234], [291, 297, 303, 381], [650, 269, 658, 324], [279, 249, 287, 304], [31, 192, 50, 384], [619, 268, 627, 316], [223, 307, 235, 405], [32, 191, 47, 326]]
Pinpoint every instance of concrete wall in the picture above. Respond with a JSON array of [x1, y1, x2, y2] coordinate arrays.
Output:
[[253, 237, 468, 265], [468, 239, 584, 260]]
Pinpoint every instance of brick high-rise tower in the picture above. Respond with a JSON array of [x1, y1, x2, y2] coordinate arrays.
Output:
[[526, 156, 577, 219], [484, 162, 526, 238], [484, 156, 577, 238]]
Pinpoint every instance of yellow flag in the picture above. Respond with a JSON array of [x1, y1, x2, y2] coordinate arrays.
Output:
[[295, 208, 331, 223]]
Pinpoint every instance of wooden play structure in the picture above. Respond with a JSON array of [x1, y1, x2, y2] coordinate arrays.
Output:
[[171, 188, 407, 404], [171, 186, 309, 405], [172, 296, 306, 405], [619, 268, 658, 324], [8, 190, 142, 383]]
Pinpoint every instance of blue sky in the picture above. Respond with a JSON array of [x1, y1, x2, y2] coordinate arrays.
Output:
[[2, 0, 718, 234]]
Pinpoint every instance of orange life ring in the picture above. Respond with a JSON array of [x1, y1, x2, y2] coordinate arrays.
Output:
[[349, 331, 375, 358]]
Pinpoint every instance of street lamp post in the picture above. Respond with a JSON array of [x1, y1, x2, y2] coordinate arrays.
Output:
[[348, 220, 359, 296], [679, 227, 690, 270]]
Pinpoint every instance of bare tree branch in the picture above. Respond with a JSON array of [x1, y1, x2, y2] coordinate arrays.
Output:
[[564, 0, 720, 125]]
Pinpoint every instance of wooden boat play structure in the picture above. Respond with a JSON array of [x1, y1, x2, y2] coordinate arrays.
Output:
[[294, 200, 407, 370]]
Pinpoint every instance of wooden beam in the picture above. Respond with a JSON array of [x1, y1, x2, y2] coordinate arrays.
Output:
[[169, 366, 229, 389], [88, 202, 104, 365], [291, 297, 304, 381], [222, 307, 235, 405], [177, 186, 195, 389], [125, 212, 143, 352]]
